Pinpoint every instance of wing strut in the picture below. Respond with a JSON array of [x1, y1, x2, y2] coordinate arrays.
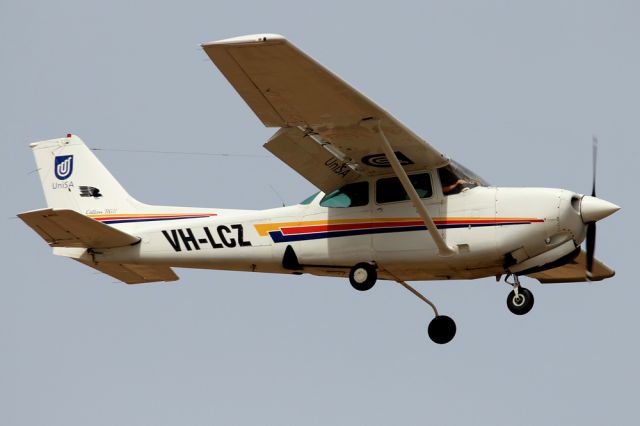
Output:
[[371, 120, 456, 256]]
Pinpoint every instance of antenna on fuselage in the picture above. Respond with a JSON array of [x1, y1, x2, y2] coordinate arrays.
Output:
[[268, 184, 286, 207]]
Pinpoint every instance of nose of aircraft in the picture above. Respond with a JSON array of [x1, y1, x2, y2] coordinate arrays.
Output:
[[580, 195, 621, 223]]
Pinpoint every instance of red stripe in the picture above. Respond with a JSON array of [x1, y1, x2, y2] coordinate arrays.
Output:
[[281, 221, 423, 235], [280, 218, 543, 235]]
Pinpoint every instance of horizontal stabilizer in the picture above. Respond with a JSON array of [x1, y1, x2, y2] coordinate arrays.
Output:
[[527, 250, 614, 283], [80, 261, 179, 284], [53, 248, 178, 284], [18, 208, 140, 248]]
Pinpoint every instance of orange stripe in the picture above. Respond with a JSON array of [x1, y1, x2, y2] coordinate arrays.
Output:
[[254, 217, 542, 236]]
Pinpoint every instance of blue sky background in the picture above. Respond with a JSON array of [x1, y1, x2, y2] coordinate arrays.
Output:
[[2, 1, 638, 425]]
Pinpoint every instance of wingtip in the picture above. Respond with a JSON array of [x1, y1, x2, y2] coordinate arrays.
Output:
[[201, 33, 285, 48]]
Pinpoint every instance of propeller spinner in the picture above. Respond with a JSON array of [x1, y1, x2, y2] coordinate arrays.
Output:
[[583, 137, 620, 279]]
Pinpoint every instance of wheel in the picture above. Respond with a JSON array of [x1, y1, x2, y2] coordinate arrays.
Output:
[[349, 262, 377, 291], [427, 315, 456, 344], [506, 287, 534, 315]]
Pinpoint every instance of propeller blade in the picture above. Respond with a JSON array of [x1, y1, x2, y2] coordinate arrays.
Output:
[[586, 221, 596, 280], [586, 136, 598, 280], [591, 136, 598, 197]]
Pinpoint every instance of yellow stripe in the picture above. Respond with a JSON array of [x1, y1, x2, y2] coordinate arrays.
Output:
[[253, 217, 541, 236], [254, 218, 423, 236]]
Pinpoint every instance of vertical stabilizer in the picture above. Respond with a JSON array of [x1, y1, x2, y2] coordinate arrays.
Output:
[[31, 134, 142, 214]]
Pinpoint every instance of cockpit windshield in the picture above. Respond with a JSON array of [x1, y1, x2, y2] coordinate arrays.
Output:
[[438, 161, 489, 196]]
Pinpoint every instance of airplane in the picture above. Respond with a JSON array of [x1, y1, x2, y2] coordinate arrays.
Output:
[[19, 34, 620, 344]]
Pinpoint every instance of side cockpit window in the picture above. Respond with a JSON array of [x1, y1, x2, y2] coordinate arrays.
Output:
[[376, 173, 432, 204], [437, 161, 487, 196], [320, 181, 369, 208]]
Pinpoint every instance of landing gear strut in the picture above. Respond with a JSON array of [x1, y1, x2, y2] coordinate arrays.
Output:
[[505, 274, 534, 315]]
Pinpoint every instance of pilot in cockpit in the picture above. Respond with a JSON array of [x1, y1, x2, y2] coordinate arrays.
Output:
[[438, 164, 477, 195]]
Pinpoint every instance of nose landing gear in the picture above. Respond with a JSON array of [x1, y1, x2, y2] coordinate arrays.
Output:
[[505, 274, 534, 315]]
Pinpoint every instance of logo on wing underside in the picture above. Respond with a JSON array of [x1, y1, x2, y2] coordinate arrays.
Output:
[[361, 151, 414, 167]]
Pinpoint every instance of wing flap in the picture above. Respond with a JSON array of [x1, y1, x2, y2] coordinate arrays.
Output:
[[527, 250, 615, 283], [264, 127, 361, 192], [18, 208, 140, 248]]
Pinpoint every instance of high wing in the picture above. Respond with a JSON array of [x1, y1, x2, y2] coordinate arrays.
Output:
[[202, 34, 448, 193], [527, 250, 614, 283]]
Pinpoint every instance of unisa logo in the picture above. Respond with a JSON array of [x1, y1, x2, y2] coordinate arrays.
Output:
[[54, 155, 74, 180]]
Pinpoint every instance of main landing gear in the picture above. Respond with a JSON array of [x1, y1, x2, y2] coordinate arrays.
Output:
[[349, 262, 377, 291], [348, 263, 456, 344], [505, 274, 534, 315]]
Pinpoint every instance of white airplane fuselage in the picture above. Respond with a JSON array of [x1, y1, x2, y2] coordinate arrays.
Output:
[[93, 184, 586, 282]]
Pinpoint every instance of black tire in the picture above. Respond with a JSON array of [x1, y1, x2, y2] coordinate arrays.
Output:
[[506, 287, 534, 315], [427, 315, 456, 344], [348, 263, 377, 291]]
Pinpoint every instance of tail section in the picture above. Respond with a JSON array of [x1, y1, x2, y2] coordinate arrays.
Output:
[[31, 134, 141, 214], [22, 134, 221, 284]]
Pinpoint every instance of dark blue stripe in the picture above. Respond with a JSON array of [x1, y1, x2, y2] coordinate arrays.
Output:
[[268, 221, 532, 243], [269, 225, 425, 243]]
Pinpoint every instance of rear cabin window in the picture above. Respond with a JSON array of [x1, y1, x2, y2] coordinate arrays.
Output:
[[320, 181, 369, 208], [299, 192, 320, 205], [376, 173, 433, 204]]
